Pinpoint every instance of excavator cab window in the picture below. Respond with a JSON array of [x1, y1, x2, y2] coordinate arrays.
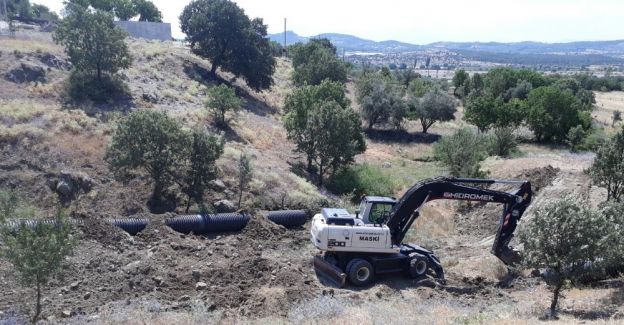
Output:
[[368, 203, 393, 224]]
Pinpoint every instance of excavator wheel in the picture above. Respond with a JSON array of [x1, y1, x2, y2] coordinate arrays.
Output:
[[408, 253, 429, 278], [346, 258, 374, 286]]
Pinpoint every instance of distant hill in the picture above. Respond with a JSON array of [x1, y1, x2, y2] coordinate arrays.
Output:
[[268, 31, 420, 53], [429, 40, 624, 55], [268, 30, 624, 57]]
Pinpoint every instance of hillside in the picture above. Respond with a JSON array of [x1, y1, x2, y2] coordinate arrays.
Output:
[[1, 34, 624, 324]]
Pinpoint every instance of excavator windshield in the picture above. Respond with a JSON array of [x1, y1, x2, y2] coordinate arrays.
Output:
[[368, 202, 394, 224]]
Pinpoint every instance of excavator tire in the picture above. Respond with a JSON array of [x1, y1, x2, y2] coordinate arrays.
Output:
[[346, 258, 374, 286], [267, 210, 307, 228], [408, 253, 429, 278], [107, 218, 149, 235]]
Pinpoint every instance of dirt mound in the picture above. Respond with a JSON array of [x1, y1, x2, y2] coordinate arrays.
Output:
[[456, 166, 560, 237], [0, 209, 318, 320], [72, 212, 130, 249], [240, 214, 289, 240], [517, 165, 559, 192]]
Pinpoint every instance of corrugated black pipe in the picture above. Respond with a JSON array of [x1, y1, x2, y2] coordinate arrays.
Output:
[[106, 218, 149, 236], [165, 213, 250, 234], [267, 210, 308, 228]]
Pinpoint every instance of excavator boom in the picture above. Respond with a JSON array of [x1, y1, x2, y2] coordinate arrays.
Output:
[[386, 177, 532, 265]]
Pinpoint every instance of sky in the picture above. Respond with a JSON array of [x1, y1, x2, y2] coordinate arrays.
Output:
[[32, 0, 624, 44]]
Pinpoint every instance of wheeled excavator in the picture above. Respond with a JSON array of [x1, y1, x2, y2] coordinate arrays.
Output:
[[310, 177, 532, 287]]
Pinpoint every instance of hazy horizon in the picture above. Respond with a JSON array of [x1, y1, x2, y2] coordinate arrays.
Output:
[[32, 0, 624, 44]]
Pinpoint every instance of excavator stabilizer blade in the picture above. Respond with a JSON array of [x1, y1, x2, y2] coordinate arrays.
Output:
[[313, 255, 346, 287], [495, 247, 522, 266]]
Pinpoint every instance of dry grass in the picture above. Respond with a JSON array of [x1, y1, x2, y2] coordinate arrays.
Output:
[[0, 38, 63, 54], [0, 124, 45, 144], [0, 99, 48, 122], [593, 91, 624, 134], [0, 99, 99, 146]]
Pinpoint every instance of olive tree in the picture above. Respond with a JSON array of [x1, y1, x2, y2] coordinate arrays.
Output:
[[180, 128, 224, 212], [613, 111, 622, 127], [518, 197, 614, 318], [180, 0, 276, 90], [105, 110, 187, 209], [54, 3, 132, 102], [599, 201, 624, 271], [308, 101, 366, 185], [54, 4, 131, 81], [133, 0, 162, 22], [526, 86, 591, 143], [452, 69, 469, 97], [409, 88, 457, 133], [357, 76, 407, 130], [290, 39, 347, 86], [589, 126, 624, 202], [433, 128, 488, 178], [283, 80, 350, 172], [0, 192, 75, 324], [237, 152, 253, 209]]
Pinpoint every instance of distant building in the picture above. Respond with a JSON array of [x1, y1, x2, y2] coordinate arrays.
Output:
[[114, 21, 171, 41]]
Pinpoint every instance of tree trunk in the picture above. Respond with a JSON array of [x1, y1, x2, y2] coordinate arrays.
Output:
[[210, 61, 218, 76], [550, 281, 563, 318], [420, 118, 429, 133], [152, 181, 163, 204], [185, 196, 192, 213], [307, 156, 313, 172], [33, 279, 41, 324], [238, 188, 243, 209], [318, 163, 324, 186]]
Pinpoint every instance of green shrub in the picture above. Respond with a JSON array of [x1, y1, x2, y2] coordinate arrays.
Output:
[[328, 164, 396, 200], [0, 191, 75, 324], [486, 127, 518, 157], [579, 127, 608, 152], [589, 126, 624, 202], [433, 128, 488, 178], [65, 70, 130, 104], [518, 197, 615, 318], [205, 84, 244, 127], [566, 125, 586, 152], [598, 201, 624, 269]]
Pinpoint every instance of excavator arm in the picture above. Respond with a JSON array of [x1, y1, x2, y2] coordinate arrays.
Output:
[[385, 177, 532, 265]]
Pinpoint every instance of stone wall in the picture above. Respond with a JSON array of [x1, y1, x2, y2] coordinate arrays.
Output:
[[114, 21, 171, 41]]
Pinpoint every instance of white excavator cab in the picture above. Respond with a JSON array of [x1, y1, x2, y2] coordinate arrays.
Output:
[[356, 196, 396, 224]]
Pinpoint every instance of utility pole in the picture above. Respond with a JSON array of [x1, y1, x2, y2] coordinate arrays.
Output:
[[283, 18, 287, 57]]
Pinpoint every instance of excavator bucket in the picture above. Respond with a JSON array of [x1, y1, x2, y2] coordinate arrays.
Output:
[[313, 254, 346, 287]]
